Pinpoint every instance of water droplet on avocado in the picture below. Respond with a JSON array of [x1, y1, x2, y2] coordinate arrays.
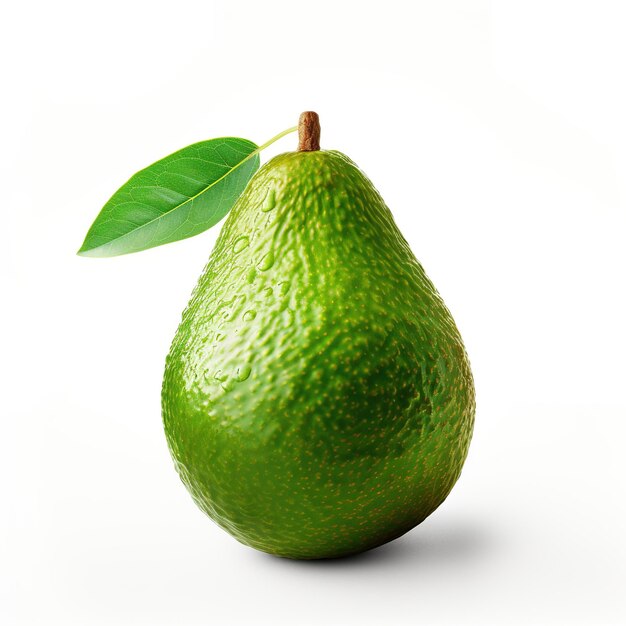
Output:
[[214, 369, 227, 382], [221, 380, 235, 392], [261, 188, 276, 212], [233, 236, 249, 254], [236, 364, 252, 381], [257, 250, 275, 271]]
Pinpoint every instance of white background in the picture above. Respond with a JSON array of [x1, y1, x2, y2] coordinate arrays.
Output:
[[2, 1, 625, 624]]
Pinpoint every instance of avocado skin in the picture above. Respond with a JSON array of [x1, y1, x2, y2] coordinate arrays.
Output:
[[162, 150, 475, 559]]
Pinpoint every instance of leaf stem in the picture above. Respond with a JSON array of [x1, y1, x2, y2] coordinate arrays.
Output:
[[256, 125, 299, 153], [223, 125, 298, 178], [200, 125, 298, 189]]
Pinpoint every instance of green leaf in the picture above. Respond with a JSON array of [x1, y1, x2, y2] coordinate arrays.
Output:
[[78, 137, 260, 257]]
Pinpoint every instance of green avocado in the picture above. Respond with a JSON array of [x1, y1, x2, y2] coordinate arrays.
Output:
[[162, 121, 475, 559]]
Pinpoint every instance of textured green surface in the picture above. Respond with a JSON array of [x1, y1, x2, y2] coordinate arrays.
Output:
[[162, 150, 475, 559]]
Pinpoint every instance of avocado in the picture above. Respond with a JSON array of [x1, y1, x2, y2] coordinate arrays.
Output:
[[162, 112, 475, 559]]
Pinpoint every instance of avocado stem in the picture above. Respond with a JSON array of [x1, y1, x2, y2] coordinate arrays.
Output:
[[298, 112, 321, 151]]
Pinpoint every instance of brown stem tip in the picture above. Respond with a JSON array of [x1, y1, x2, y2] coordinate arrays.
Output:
[[298, 111, 321, 151]]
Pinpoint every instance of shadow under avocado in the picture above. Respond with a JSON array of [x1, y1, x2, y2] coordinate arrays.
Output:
[[258, 518, 497, 570]]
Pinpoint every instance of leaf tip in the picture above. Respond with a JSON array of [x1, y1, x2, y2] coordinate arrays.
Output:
[[76, 244, 109, 258], [76, 241, 96, 257]]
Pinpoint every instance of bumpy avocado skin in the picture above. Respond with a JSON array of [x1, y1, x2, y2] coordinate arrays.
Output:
[[162, 150, 475, 559]]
